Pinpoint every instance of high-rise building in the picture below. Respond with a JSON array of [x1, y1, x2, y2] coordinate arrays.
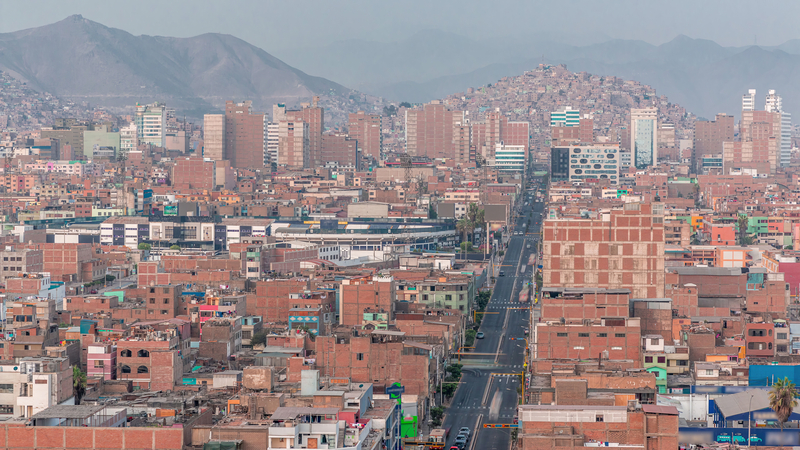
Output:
[[274, 98, 324, 167], [550, 107, 592, 145], [41, 119, 91, 160], [405, 101, 468, 161], [472, 109, 529, 162], [272, 120, 309, 170], [550, 106, 580, 127], [542, 202, 666, 298], [203, 114, 225, 161], [265, 122, 279, 167], [724, 113, 780, 174], [83, 125, 120, 158], [630, 107, 658, 168], [321, 134, 360, 169], [561, 144, 620, 185], [550, 147, 570, 181], [225, 101, 267, 169], [119, 122, 138, 155], [492, 143, 526, 172], [742, 89, 757, 111], [134, 102, 167, 148], [693, 114, 734, 171], [764, 89, 792, 167], [348, 111, 382, 160], [172, 156, 216, 190]]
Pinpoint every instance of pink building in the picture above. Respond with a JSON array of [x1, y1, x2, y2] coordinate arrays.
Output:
[[87, 343, 116, 381]]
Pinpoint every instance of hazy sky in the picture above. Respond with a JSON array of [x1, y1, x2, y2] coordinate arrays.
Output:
[[1, 0, 798, 51]]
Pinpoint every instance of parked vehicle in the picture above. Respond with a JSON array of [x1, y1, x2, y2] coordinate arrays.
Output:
[[476, 332, 485, 339]]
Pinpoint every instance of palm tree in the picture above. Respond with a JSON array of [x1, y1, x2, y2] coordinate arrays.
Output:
[[457, 218, 472, 259], [73, 365, 87, 405], [769, 377, 798, 442]]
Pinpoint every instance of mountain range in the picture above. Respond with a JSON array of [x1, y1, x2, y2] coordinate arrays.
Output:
[[0, 15, 347, 116], [280, 31, 800, 119], [2, 16, 799, 122]]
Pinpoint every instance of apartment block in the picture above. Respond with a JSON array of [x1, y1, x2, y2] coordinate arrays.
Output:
[[630, 107, 658, 168], [203, 114, 225, 160], [542, 203, 666, 298], [693, 113, 734, 170], [116, 328, 182, 391], [348, 111, 382, 159], [338, 275, 395, 326], [321, 134, 360, 169], [225, 100, 267, 169], [275, 98, 324, 167], [172, 156, 216, 190], [534, 317, 642, 361], [405, 101, 467, 161]]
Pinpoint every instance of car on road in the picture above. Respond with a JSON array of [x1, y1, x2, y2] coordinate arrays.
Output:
[[459, 427, 471, 438], [524, 327, 529, 335], [499, 271, 505, 277], [450, 447, 461, 450], [455, 434, 468, 448], [476, 332, 485, 339]]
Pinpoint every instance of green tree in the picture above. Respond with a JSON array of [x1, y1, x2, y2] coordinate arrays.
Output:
[[105, 274, 115, 282], [737, 215, 753, 246], [169, 245, 181, 250], [429, 204, 438, 219], [137, 243, 151, 250], [399, 102, 412, 108], [442, 383, 457, 398], [250, 330, 267, 347], [430, 406, 445, 427], [769, 377, 798, 441], [460, 241, 474, 253], [73, 365, 87, 405], [447, 363, 463, 380]]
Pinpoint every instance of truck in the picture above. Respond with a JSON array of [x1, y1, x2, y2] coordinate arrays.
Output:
[[429, 428, 449, 449], [519, 291, 529, 303]]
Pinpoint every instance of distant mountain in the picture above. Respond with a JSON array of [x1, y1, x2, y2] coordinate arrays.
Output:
[[285, 32, 800, 119], [0, 15, 349, 115]]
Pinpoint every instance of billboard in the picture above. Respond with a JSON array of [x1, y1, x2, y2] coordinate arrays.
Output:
[[484, 204, 508, 223]]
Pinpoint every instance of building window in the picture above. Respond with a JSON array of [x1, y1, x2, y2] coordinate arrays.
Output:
[[0, 405, 13, 414], [595, 415, 604, 422], [356, 353, 364, 361], [137, 349, 150, 357], [0, 384, 12, 394], [615, 333, 626, 338], [657, 357, 666, 364], [121, 365, 131, 373], [120, 349, 132, 357], [94, 360, 104, 368], [578, 333, 590, 338], [137, 365, 149, 374], [645, 356, 653, 363], [705, 370, 714, 376], [556, 333, 568, 337], [650, 339, 659, 345], [597, 333, 607, 337]]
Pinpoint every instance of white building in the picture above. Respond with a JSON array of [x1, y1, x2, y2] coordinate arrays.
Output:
[[203, 114, 225, 161], [630, 108, 658, 168], [134, 102, 167, 148], [567, 144, 620, 185], [0, 357, 74, 419], [550, 106, 580, 127], [742, 88, 757, 111], [492, 143, 526, 172], [765, 89, 793, 168]]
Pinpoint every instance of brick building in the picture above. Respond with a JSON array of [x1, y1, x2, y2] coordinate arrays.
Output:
[[172, 156, 215, 190], [252, 279, 311, 323], [339, 275, 395, 326], [693, 113, 734, 170], [225, 100, 266, 169], [25, 243, 101, 283], [534, 317, 642, 362], [277, 98, 324, 167], [199, 317, 242, 362], [321, 134, 360, 169], [542, 203, 665, 298], [405, 101, 468, 162], [116, 328, 182, 391], [518, 403, 678, 450], [348, 111, 381, 159], [315, 331, 433, 397]]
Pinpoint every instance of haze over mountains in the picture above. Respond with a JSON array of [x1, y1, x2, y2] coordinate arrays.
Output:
[[0, 15, 347, 115], [2, 16, 799, 121], [281, 30, 800, 119]]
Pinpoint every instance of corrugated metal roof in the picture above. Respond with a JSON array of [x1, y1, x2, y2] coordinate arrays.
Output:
[[714, 389, 770, 418], [641, 405, 679, 415]]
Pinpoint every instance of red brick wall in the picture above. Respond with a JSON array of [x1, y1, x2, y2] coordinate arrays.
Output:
[[0, 424, 183, 449]]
